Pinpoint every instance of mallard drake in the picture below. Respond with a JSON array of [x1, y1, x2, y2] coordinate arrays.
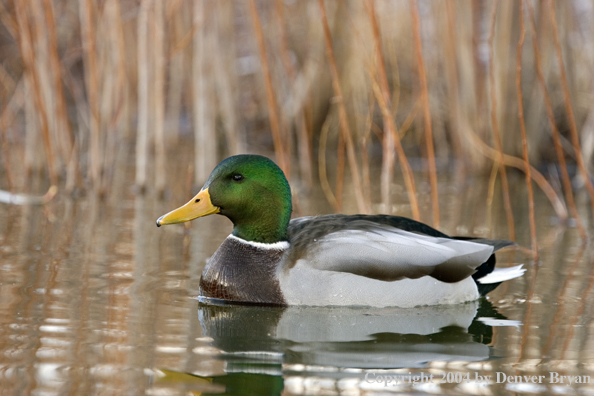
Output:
[[157, 155, 524, 307]]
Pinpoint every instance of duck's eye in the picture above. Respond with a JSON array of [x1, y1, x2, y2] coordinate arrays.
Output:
[[232, 174, 244, 182], [195, 198, 200, 203]]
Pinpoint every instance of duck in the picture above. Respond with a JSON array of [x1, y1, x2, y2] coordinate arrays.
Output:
[[156, 154, 525, 308]]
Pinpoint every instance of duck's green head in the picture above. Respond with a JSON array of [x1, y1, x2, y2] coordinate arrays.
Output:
[[157, 155, 292, 244]]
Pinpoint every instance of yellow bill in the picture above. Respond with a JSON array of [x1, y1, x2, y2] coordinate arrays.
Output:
[[156, 188, 220, 226]]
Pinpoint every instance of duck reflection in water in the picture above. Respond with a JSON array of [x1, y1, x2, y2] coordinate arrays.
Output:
[[196, 299, 516, 370], [151, 300, 518, 395]]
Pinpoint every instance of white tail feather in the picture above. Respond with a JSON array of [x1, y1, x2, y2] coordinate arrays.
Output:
[[477, 264, 525, 284], [478, 317, 522, 327]]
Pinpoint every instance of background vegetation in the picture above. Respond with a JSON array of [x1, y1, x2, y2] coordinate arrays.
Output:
[[1, 0, 594, 252]]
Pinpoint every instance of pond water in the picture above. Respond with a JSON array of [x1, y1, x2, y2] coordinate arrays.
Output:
[[1, 151, 593, 395]]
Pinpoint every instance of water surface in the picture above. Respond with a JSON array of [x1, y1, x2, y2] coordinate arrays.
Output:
[[1, 159, 593, 395]]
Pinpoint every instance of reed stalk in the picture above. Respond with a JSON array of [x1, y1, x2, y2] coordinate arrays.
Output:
[[193, 0, 216, 185], [104, 0, 128, 197], [487, 0, 516, 241], [361, 95, 374, 209], [135, 0, 150, 192], [349, 2, 419, 219], [516, 0, 538, 259], [80, 0, 101, 192], [29, 0, 58, 173], [468, 128, 567, 221], [471, 0, 488, 143], [166, 1, 190, 148], [397, 98, 421, 140], [370, 77, 420, 220], [410, 0, 439, 228], [485, 161, 499, 231], [319, 0, 368, 214], [318, 114, 336, 208], [548, 0, 594, 218], [364, 0, 395, 215], [249, 0, 289, 177], [335, 117, 346, 211], [153, 0, 166, 195], [215, 0, 242, 156], [275, 0, 313, 185], [0, 121, 12, 190], [42, 0, 78, 191], [526, 0, 586, 241], [0, 77, 24, 191], [15, 1, 58, 187], [443, 1, 465, 167]]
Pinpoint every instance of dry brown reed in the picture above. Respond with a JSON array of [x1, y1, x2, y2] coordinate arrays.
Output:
[[487, 0, 516, 241], [193, 0, 216, 185], [14, 2, 58, 186], [548, 0, 594, 218], [363, 0, 419, 220], [135, 0, 150, 192], [1, 0, 592, 244], [42, 0, 78, 192], [441, 2, 465, 168], [319, 0, 345, 212], [364, 0, 395, 214], [468, 125, 568, 221], [153, 0, 166, 195], [526, 0, 586, 242], [249, 0, 289, 177], [409, 0, 439, 228], [275, 0, 313, 185], [79, 0, 100, 191], [516, 0, 538, 259], [214, 0, 243, 157], [319, 0, 367, 214]]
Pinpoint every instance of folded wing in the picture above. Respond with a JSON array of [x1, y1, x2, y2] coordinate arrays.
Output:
[[297, 224, 496, 283]]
